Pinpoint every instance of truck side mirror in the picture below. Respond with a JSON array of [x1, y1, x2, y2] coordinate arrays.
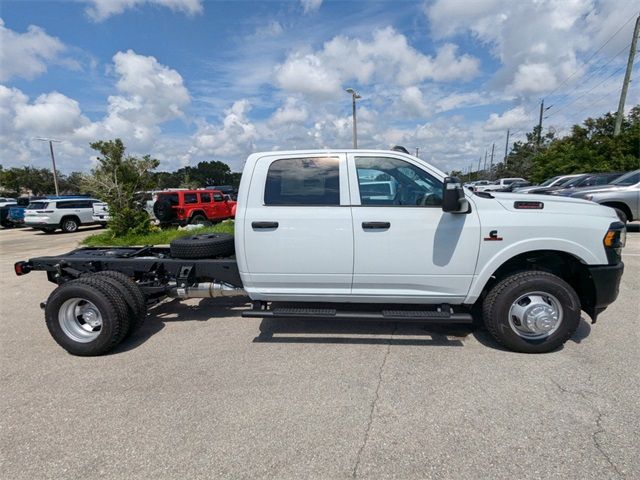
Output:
[[442, 177, 469, 214]]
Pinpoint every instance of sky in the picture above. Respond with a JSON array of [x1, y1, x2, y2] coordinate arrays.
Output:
[[0, 0, 638, 174]]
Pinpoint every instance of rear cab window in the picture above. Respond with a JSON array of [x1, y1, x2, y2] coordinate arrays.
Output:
[[264, 157, 340, 206]]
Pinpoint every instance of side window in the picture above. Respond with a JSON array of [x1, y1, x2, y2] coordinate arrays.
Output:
[[355, 157, 442, 206], [77, 201, 93, 209], [184, 193, 198, 204], [57, 201, 74, 209], [264, 157, 340, 206], [200, 192, 211, 203], [213, 193, 224, 202]]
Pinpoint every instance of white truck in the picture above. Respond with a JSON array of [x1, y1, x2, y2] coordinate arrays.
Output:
[[15, 149, 626, 356]]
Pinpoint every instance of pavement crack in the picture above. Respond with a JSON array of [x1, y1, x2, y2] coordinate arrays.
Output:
[[351, 323, 397, 479], [592, 411, 624, 479]]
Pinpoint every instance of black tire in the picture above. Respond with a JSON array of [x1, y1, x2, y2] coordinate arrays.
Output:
[[190, 213, 207, 225], [613, 208, 628, 224], [170, 233, 235, 259], [45, 279, 129, 356], [153, 199, 176, 222], [91, 271, 147, 335], [60, 217, 79, 233], [482, 271, 581, 353]]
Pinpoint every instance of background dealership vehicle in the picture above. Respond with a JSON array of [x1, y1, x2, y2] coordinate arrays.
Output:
[[570, 169, 640, 223], [514, 174, 582, 193], [153, 189, 237, 226], [92, 202, 110, 226], [24, 197, 102, 233], [0, 199, 18, 227], [476, 177, 527, 192], [544, 172, 623, 196], [16, 149, 625, 356], [0, 197, 17, 207]]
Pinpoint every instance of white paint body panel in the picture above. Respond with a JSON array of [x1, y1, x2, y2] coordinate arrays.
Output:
[[236, 150, 618, 305]]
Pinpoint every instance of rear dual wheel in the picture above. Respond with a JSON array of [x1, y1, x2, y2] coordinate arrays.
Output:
[[45, 271, 146, 356]]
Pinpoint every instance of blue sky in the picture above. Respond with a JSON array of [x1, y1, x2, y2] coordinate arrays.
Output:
[[0, 0, 638, 174]]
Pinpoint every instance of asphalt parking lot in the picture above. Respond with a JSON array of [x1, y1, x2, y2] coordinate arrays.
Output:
[[1, 225, 639, 479]]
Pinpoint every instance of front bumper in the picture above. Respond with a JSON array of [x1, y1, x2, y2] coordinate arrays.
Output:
[[587, 262, 624, 319]]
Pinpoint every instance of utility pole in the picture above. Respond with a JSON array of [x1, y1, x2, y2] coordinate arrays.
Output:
[[489, 143, 495, 179], [415, 147, 420, 157], [614, 15, 640, 136], [504, 129, 510, 164], [537, 100, 544, 147], [345, 88, 361, 148], [483, 149, 488, 174], [477, 156, 482, 173], [35, 138, 60, 196]]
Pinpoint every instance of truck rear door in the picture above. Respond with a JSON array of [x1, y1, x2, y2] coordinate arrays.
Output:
[[241, 153, 353, 296]]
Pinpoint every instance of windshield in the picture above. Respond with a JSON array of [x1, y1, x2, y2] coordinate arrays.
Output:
[[555, 176, 579, 187], [563, 175, 589, 187], [539, 176, 560, 187], [611, 170, 640, 186]]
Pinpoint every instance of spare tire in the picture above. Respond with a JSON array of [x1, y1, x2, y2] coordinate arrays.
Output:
[[153, 199, 176, 222], [170, 233, 235, 259]]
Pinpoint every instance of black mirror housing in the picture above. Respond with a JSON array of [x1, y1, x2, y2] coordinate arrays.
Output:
[[442, 177, 468, 213]]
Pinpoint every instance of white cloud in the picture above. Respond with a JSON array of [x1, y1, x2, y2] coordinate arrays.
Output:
[[14, 92, 89, 133], [423, 0, 630, 95], [300, 0, 322, 14], [484, 106, 529, 132], [0, 18, 66, 81], [270, 97, 309, 125], [254, 20, 283, 38], [84, 0, 203, 22], [275, 27, 479, 97]]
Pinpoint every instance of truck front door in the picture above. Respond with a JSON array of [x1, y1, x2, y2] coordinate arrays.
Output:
[[348, 154, 480, 303], [242, 154, 353, 297]]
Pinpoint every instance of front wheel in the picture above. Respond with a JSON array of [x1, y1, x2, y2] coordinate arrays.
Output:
[[61, 218, 79, 233], [482, 271, 581, 353]]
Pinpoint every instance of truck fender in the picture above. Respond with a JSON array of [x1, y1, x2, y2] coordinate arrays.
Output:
[[465, 237, 602, 304]]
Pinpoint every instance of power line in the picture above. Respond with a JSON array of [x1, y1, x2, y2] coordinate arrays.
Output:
[[545, 14, 638, 99]]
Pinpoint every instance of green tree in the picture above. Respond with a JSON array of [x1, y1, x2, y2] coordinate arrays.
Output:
[[84, 139, 159, 237]]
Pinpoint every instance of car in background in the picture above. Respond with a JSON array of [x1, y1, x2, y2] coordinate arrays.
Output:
[[514, 174, 583, 194], [479, 177, 527, 192], [491, 180, 532, 192], [546, 172, 624, 196], [0, 197, 17, 208], [464, 180, 491, 192], [153, 189, 237, 226], [92, 202, 110, 226], [206, 185, 238, 200], [570, 169, 640, 223], [6, 197, 43, 227], [24, 197, 102, 233]]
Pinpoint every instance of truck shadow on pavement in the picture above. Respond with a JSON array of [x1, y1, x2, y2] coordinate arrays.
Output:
[[112, 296, 592, 353]]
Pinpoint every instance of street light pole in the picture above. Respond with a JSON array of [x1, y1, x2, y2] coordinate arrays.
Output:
[[36, 138, 61, 196], [345, 88, 361, 149]]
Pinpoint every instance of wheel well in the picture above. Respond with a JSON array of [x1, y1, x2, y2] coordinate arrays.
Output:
[[599, 202, 632, 222], [60, 215, 80, 225], [479, 250, 596, 320], [189, 210, 206, 218]]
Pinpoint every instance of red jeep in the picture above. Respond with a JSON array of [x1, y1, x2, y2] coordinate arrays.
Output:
[[153, 189, 237, 226]]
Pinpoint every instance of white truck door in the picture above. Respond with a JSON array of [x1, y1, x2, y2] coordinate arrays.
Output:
[[348, 154, 481, 303], [242, 153, 353, 297]]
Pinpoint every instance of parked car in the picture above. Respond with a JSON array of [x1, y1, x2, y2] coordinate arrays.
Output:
[[492, 180, 532, 192], [480, 177, 527, 192], [24, 197, 102, 233], [570, 169, 640, 223], [92, 202, 110, 226], [515, 174, 583, 194], [0, 197, 17, 208], [546, 172, 624, 196], [6, 197, 42, 227], [1, 199, 18, 227], [152, 189, 237, 226], [206, 185, 238, 200], [16, 148, 626, 356], [464, 180, 491, 192]]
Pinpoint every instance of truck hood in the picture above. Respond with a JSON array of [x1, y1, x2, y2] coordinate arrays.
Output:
[[488, 192, 617, 218]]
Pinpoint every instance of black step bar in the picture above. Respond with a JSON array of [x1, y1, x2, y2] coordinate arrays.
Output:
[[242, 304, 473, 323]]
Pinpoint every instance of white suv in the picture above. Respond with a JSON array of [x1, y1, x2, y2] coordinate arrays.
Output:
[[24, 197, 102, 233]]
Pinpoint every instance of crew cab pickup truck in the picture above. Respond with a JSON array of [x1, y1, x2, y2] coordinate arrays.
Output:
[[15, 149, 626, 356]]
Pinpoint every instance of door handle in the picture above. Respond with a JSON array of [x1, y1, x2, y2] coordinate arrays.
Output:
[[252, 221, 279, 229], [362, 221, 390, 230]]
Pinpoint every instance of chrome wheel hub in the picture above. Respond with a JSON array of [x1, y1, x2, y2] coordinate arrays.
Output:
[[508, 292, 563, 339], [59, 298, 103, 343]]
